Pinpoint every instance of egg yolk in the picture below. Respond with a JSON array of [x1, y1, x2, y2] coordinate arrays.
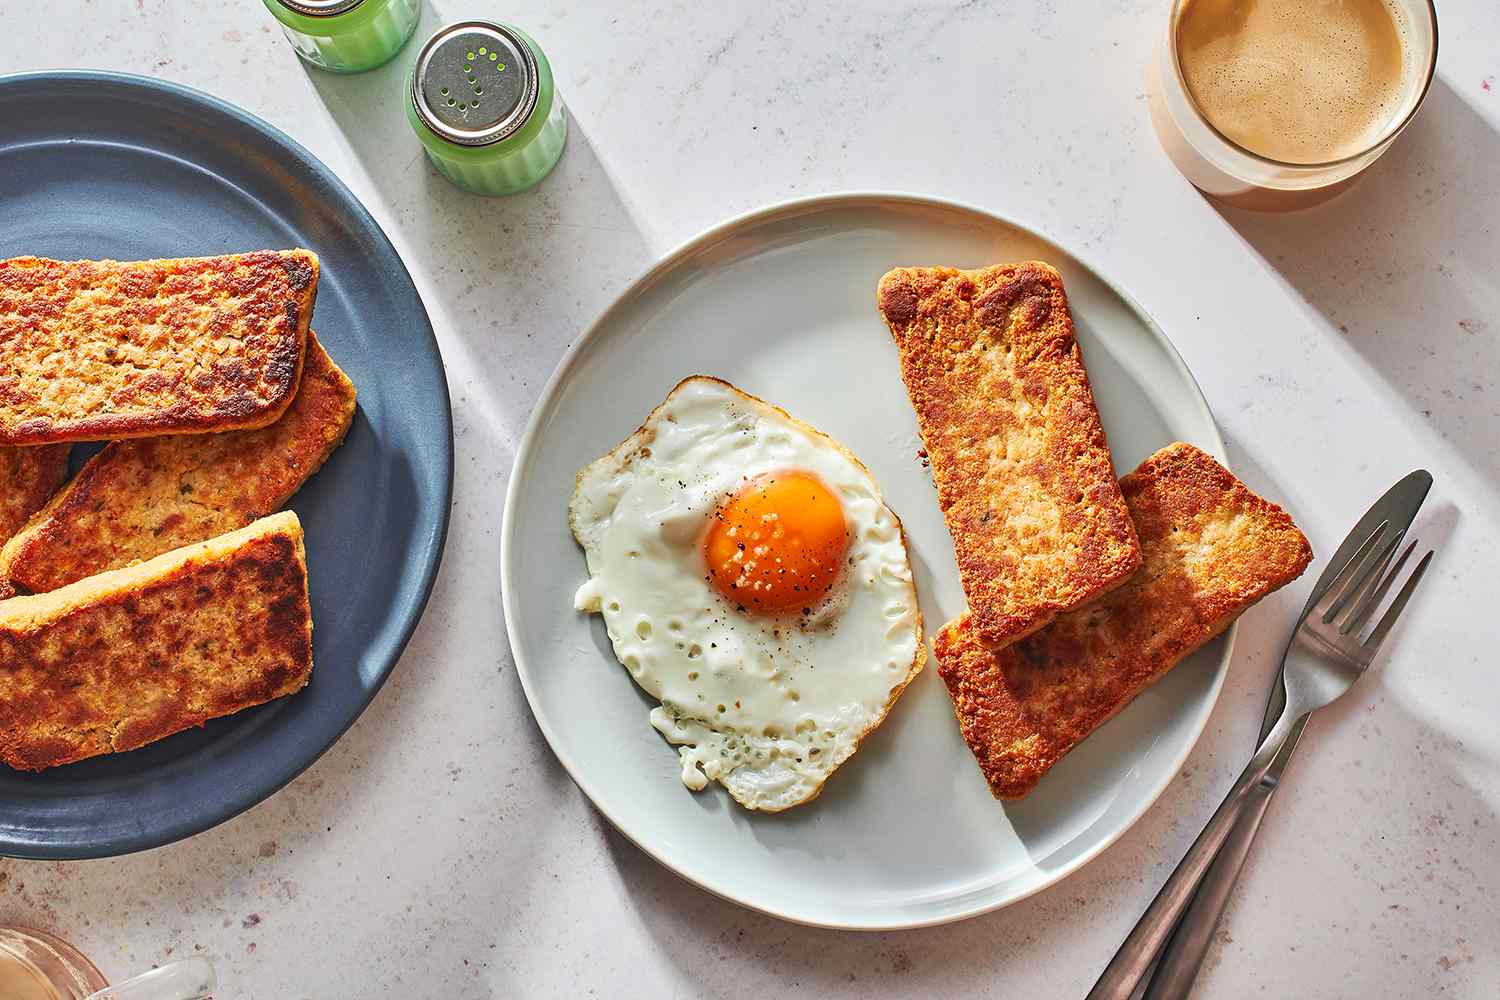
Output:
[[703, 472, 849, 614]]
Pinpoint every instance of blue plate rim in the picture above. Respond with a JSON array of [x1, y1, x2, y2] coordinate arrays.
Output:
[[0, 69, 455, 859]]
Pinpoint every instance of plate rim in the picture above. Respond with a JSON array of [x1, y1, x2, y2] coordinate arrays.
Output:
[[502, 190, 1229, 929], [0, 69, 455, 859]]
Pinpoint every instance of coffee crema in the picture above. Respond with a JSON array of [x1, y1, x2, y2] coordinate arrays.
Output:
[[1175, 0, 1411, 164]]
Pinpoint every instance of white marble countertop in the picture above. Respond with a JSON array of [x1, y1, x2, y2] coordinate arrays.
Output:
[[2, 1, 1497, 997]]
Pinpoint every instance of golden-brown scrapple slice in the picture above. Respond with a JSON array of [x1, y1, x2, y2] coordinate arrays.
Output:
[[934, 442, 1312, 799], [0, 511, 312, 771], [0, 444, 70, 598], [0, 445, 69, 543], [0, 250, 318, 445], [877, 261, 1141, 649], [1, 333, 354, 594]]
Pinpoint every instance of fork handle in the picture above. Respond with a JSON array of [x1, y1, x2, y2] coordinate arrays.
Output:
[[1142, 714, 1308, 1000], [1086, 712, 1297, 1000], [1143, 776, 1279, 999]]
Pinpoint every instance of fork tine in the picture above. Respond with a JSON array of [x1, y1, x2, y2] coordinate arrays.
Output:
[[1327, 526, 1403, 624], [1338, 527, 1404, 629], [1364, 549, 1434, 651], [1311, 520, 1389, 623], [1344, 539, 1416, 635]]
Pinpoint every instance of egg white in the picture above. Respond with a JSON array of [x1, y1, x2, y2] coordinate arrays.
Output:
[[569, 376, 925, 812]]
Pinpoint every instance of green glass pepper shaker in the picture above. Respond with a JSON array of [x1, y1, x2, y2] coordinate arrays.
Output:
[[262, 0, 422, 74], [405, 21, 568, 197]]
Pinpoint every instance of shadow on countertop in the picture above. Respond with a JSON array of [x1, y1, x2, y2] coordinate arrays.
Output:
[[1212, 76, 1500, 495], [300, 7, 654, 442], [300, 11, 656, 862], [582, 667, 1496, 999]]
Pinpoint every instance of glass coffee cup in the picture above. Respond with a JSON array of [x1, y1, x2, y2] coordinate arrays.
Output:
[[0, 927, 213, 1000], [1149, 0, 1438, 208]]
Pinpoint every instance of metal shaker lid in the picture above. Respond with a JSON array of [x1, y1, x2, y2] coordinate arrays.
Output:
[[411, 21, 538, 147], [274, 0, 367, 16]]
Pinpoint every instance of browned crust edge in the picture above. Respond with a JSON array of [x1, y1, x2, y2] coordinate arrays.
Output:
[[0, 514, 312, 771], [877, 261, 1142, 649], [1, 332, 353, 594], [0, 444, 70, 543], [934, 442, 1312, 799], [0, 250, 317, 446]]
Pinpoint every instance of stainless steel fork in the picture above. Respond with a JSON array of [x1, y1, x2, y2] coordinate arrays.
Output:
[[1141, 470, 1433, 1000], [1088, 476, 1436, 1000]]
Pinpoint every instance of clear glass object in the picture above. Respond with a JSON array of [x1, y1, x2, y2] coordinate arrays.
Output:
[[1148, 0, 1438, 209], [405, 21, 568, 196], [0, 927, 214, 1000], [0, 927, 105, 1000], [262, 0, 422, 74]]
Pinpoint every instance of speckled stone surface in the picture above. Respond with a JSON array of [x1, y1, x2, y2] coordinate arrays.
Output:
[[1, 2, 1496, 997]]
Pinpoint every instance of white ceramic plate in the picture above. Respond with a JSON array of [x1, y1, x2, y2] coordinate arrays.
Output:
[[503, 193, 1227, 929]]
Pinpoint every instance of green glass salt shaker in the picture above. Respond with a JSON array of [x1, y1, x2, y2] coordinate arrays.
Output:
[[405, 21, 568, 196], [262, 0, 422, 74]]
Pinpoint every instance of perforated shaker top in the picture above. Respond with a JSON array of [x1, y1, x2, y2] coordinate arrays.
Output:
[[411, 21, 538, 147]]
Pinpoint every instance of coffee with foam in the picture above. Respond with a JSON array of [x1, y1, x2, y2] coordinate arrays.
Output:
[[1175, 0, 1415, 164]]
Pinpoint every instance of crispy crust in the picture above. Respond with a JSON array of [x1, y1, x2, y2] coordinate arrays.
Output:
[[877, 261, 1141, 649], [0, 511, 312, 771], [934, 443, 1312, 799], [1, 333, 355, 593], [0, 444, 69, 544], [0, 251, 317, 445]]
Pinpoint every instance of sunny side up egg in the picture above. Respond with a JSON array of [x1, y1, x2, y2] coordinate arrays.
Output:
[[569, 376, 926, 812]]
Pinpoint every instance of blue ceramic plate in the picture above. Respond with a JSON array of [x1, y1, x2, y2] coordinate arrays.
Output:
[[0, 72, 452, 858]]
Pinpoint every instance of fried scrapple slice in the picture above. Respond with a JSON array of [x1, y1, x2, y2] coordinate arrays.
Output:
[[934, 443, 1312, 799], [0, 250, 318, 445], [0, 511, 312, 771], [0, 444, 70, 598], [877, 261, 1141, 649], [0, 445, 69, 544], [1, 333, 354, 594]]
